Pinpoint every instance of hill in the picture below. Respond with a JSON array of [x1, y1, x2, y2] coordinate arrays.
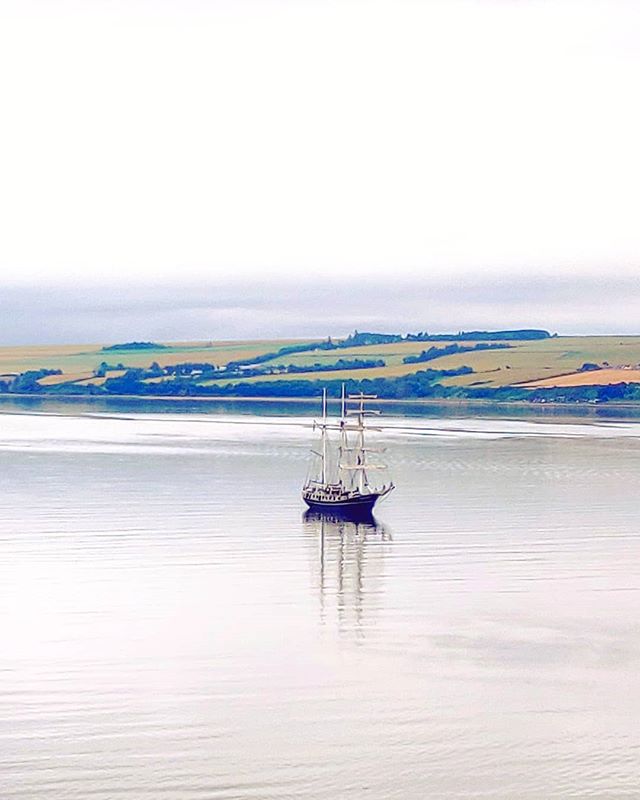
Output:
[[3, 331, 640, 404]]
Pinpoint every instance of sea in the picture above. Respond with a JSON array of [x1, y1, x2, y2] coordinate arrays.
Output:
[[1, 400, 639, 799]]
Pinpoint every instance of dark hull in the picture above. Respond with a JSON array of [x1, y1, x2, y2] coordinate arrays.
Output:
[[303, 493, 380, 518]]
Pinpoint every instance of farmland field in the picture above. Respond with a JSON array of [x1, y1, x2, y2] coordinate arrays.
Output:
[[520, 368, 640, 388], [432, 336, 640, 388], [0, 340, 302, 385], [213, 337, 640, 388], [3, 335, 640, 392]]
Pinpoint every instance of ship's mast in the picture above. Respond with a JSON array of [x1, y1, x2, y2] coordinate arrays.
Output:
[[321, 387, 327, 485], [339, 383, 347, 489], [307, 388, 333, 489], [344, 392, 380, 493], [355, 393, 368, 493], [303, 388, 393, 504], [308, 389, 386, 493], [358, 407, 366, 493]]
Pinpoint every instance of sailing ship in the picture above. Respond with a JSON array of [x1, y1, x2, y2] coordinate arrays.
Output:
[[302, 388, 394, 515]]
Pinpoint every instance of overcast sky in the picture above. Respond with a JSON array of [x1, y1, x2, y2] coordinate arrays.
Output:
[[1, 0, 639, 342]]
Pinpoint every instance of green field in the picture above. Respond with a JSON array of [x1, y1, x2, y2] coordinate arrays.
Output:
[[0, 340, 304, 385], [208, 336, 640, 387], [435, 336, 640, 388], [3, 335, 640, 392]]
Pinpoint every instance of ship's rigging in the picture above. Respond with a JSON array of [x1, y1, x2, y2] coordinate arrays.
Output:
[[302, 386, 394, 514]]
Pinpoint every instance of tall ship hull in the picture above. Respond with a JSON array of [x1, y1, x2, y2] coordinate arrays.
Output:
[[302, 490, 389, 517], [303, 492, 381, 512], [302, 388, 394, 517]]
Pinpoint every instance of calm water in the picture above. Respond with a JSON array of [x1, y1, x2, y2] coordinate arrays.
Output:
[[1, 409, 640, 798]]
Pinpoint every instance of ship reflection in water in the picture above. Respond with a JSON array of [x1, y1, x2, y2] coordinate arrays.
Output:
[[303, 510, 392, 635]]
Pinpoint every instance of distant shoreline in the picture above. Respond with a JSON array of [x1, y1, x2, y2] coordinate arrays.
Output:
[[4, 333, 640, 407], [3, 391, 640, 415]]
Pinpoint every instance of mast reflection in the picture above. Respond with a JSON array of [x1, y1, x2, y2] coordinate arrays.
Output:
[[303, 510, 392, 636]]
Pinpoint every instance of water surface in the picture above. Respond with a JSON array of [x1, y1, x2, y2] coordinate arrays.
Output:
[[1, 411, 640, 798]]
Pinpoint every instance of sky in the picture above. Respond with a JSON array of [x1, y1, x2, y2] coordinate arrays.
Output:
[[1, 0, 640, 342]]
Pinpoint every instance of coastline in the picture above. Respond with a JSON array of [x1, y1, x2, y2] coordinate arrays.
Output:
[[3, 391, 640, 420], [1, 390, 638, 407]]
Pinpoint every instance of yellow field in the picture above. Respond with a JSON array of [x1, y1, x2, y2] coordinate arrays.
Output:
[[38, 372, 94, 386], [520, 368, 640, 388], [0, 339, 302, 386], [3, 335, 640, 391], [265, 340, 474, 369], [248, 337, 640, 388], [433, 337, 640, 388]]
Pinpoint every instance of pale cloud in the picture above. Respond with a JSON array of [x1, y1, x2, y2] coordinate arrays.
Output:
[[2, 275, 639, 344], [1, 0, 639, 289]]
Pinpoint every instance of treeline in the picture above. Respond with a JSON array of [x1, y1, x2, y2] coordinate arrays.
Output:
[[222, 335, 383, 370], [405, 329, 551, 342], [447, 382, 640, 404], [332, 329, 551, 346], [5, 367, 640, 404], [95, 357, 387, 384], [0, 369, 62, 393], [284, 358, 384, 373], [52, 371, 640, 403], [403, 342, 511, 364], [339, 329, 551, 345], [102, 341, 169, 352], [164, 362, 218, 377], [223, 328, 552, 371], [99, 366, 473, 398], [94, 361, 126, 376]]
